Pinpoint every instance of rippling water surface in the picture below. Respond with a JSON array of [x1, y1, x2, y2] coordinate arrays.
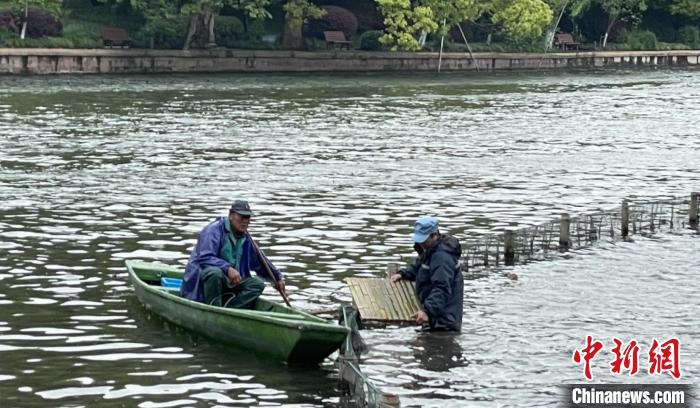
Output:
[[0, 69, 698, 407]]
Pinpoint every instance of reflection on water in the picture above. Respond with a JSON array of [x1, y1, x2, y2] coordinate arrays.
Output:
[[0, 69, 698, 406]]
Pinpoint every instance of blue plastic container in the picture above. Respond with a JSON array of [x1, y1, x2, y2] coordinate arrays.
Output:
[[160, 277, 183, 289]]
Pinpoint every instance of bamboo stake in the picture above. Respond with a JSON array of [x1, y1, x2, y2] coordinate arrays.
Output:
[[504, 230, 515, 265], [621, 199, 630, 237], [559, 213, 570, 249]]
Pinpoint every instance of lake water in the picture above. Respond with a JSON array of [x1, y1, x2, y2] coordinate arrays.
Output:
[[0, 68, 698, 407]]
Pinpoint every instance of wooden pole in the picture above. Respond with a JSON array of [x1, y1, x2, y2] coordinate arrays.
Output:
[[621, 199, 630, 237], [504, 230, 515, 265], [456, 23, 480, 72], [559, 213, 570, 249], [250, 235, 291, 308], [691, 192, 699, 227], [588, 217, 597, 242]]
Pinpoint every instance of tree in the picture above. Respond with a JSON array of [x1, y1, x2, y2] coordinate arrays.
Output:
[[125, 0, 271, 49], [376, 0, 438, 50], [128, 0, 179, 47], [181, 0, 226, 49], [374, 0, 552, 51], [232, 0, 272, 34], [491, 0, 554, 38], [12, 0, 61, 39], [571, 0, 647, 47], [670, 0, 700, 17], [281, 0, 325, 49]]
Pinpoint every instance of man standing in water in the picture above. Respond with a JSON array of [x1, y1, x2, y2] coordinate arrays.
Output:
[[181, 200, 285, 308], [391, 216, 463, 331]]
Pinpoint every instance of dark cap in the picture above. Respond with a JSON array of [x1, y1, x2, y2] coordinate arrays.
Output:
[[230, 200, 253, 216]]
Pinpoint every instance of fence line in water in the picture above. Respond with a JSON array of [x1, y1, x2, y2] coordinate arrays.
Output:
[[462, 192, 699, 271], [337, 192, 698, 407]]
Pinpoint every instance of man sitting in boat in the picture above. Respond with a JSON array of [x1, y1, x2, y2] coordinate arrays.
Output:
[[390, 216, 463, 331], [181, 200, 285, 308]]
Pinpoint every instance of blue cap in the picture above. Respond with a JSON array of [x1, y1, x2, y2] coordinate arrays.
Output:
[[412, 216, 439, 243]]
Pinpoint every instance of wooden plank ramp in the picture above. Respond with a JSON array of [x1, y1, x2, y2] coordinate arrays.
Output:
[[345, 277, 422, 325]]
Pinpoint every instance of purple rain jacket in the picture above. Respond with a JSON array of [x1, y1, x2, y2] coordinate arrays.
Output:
[[180, 217, 283, 302]]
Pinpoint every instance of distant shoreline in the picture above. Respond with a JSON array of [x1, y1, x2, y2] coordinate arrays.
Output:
[[1, 48, 699, 75]]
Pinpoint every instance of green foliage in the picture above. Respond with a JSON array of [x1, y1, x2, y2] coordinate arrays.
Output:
[[61, 21, 101, 47], [572, 0, 647, 23], [11, 0, 61, 17], [2, 34, 72, 47], [65, 6, 143, 32], [246, 18, 267, 38], [134, 15, 188, 48], [376, 0, 438, 51], [283, 0, 325, 29], [0, 27, 10, 44], [423, 0, 489, 36], [233, 0, 271, 19], [214, 14, 244, 47], [670, 0, 700, 17], [624, 29, 657, 48], [375, 0, 552, 51], [359, 29, 384, 50], [656, 41, 690, 49], [677, 25, 699, 47], [491, 0, 553, 38]]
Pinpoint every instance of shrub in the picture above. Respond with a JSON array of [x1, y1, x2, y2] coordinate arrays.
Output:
[[359, 29, 383, 51], [306, 5, 358, 39], [2, 35, 74, 47], [62, 22, 101, 48], [625, 30, 657, 50], [245, 18, 266, 39], [677, 25, 699, 48], [135, 17, 188, 49], [214, 15, 244, 47], [24, 8, 63, 38], [0, 10, 18, 34], [0, 28, 9, 45]]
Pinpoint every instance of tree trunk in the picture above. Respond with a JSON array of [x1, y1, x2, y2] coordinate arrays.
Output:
[[602, 14, 618, 48], [183, 14, 199, 50], [20, 0, 28, 39], [206, 11, 216, 47], [281, 12, 304, 49]]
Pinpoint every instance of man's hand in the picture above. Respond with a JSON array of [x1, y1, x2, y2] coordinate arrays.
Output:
[[390, 273, 402, 283], [275, 279, 287, 296], [412, 310, 429, 325], [227, 266, 241, 285]]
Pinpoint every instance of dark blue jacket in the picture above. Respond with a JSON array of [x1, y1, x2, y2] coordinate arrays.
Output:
[[400, 234, 463, 331], [181, 217, 283, 302]]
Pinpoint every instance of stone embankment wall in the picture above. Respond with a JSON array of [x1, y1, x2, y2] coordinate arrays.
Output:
[[1, 48, 699, 74]]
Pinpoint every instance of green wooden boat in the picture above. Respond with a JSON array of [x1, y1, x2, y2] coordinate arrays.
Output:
[[126, 260, 349, 365]]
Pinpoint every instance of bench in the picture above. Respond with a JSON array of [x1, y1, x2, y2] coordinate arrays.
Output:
[[100, 27, 131, 48], [323, 31, 352, 50], [554, 33, 579, 51]]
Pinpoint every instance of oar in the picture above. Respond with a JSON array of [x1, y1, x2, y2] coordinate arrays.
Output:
[[249, 234, 292, 308]]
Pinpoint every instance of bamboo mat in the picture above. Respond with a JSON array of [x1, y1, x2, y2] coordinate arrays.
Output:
[[345, 278, 422, 324]]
